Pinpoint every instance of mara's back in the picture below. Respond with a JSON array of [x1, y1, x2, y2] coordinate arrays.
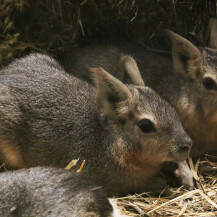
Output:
[[59, 43, 175, 101], [0, 53, 192, 195], [0, 167, 115, 217], [0, 53, 103, 168], [59, 38, 217, 156]]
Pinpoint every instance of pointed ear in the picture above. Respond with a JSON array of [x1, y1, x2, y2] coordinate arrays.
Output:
[[208, 18, 217, 49], [166, 30, 202, 79], [120, 55, 145, 86], [91, 67, 134, 120]]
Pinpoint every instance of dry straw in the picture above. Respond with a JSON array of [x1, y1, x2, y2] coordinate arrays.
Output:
[[0, 2, 216, 214], [0, 0, 215, 65], [116, 156, 217, 216]]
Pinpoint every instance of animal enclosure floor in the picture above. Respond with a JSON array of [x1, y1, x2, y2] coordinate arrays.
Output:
[[116, 156, 217, 216]]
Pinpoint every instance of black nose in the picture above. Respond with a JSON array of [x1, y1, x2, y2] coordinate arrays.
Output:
[[179, 137, 192, 152]]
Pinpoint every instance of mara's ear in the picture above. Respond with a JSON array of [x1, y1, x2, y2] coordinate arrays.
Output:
[[91, 67, 134, 120], [166, 30, 202, 79], [120, 55, 145, 86], [208, 18, 217, 49]]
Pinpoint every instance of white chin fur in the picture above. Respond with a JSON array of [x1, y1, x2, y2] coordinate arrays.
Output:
[[109, 198, 128, 217]]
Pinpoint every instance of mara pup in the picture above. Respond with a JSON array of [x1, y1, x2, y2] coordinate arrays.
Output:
[[0, 167, 123, 217], [0, 53, 191, 195], [59, 22, 217, 157]]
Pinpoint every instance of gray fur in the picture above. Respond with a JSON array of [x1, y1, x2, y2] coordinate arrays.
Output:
[[0, 167, 114, 217], [0, 53, 191, 196], [59, 31, 217, 157]]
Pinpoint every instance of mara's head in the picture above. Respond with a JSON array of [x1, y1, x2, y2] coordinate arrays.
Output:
[[167, 25, 217, 118], [91, 67, 192, 169]]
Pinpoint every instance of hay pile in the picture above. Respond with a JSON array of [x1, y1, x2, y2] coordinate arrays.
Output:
[[116, 156, 217, 216], [1, 1, 217, 216], [0, 0, 216, 65]]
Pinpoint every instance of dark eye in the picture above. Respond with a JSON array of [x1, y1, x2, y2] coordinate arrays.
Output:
[[202, 77, 217, 90], [137, 119, 156, 133]]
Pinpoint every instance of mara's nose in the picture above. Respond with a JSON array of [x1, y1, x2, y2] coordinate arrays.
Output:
[[178, 137, 192, 152]]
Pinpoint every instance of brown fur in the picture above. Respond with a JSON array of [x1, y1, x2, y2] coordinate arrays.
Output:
[[59, 40, 201, 189], [178, 100, 217, 155], [92, 67, 135, 119], [120, 55, 145, 86], [59, 28, 217, 159], [208, 18, 217, 49], [126, 152, 169, 175], [0, 141, 25, 168], [0, 53, 191, 196], [169, 29, 217, 156]]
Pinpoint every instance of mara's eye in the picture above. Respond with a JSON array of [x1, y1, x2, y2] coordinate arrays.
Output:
[[202, 77, 217, 90], [137, 119, 156, 133]]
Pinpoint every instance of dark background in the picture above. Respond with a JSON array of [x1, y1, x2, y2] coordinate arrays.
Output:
[[0, 0, 216, 65]]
